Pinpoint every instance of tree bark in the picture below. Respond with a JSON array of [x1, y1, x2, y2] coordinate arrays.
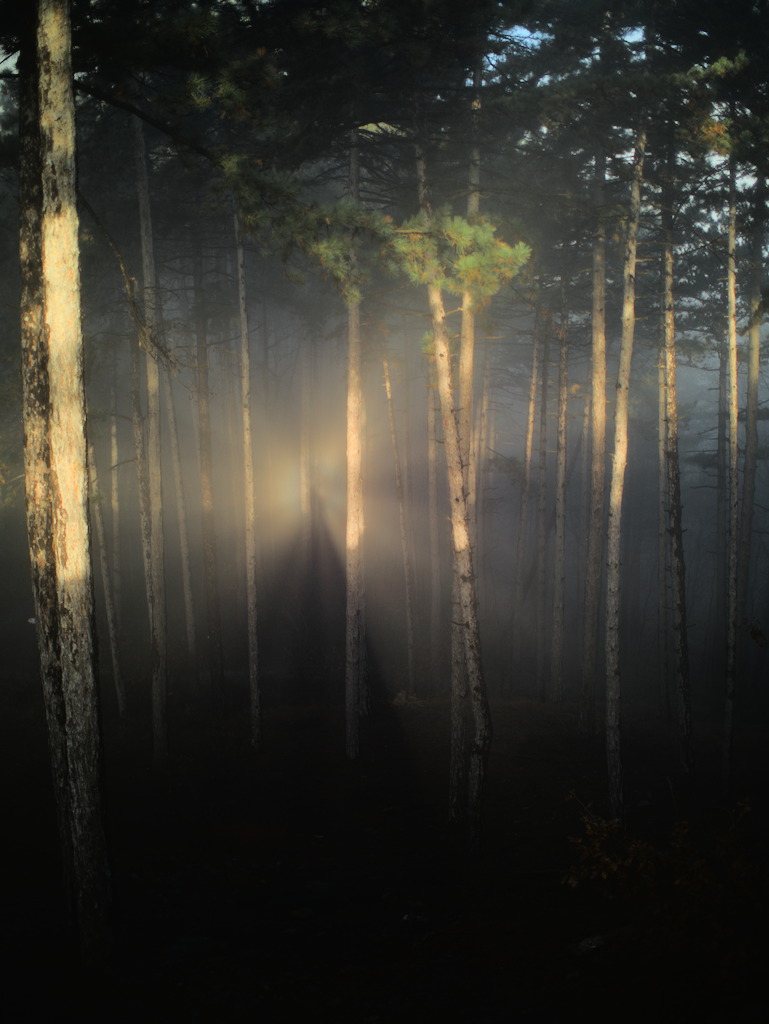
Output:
[[23, 0, 111, 966]]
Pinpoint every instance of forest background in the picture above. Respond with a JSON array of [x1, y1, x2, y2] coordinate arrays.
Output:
[[0, 0, 768, 980]]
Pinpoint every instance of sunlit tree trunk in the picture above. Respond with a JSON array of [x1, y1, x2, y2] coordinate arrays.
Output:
[[383, 357, 416, 698], [20, 0, 111, 966], [723, 157, 740, 792], [417, 144, 491, 851], [133, 116, 167, 761], [193, 243, 224, 699], [605, 126, 646, 821], [737, 178, 765, 637], [580, 146, 607, 733], [235, 207, 261, 750], [345, 129, 364, 759]]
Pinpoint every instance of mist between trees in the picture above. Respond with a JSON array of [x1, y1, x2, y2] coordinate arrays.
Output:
[[1, 0, 768, 974]]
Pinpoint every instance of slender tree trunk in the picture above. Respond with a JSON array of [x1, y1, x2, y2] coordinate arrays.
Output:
[[88, 441, 126, 718], [109, 368, 122, 630], [345, 130, 364, 759], [581, 146, 607, 733], [417, 144, 491, 851], [536, 314, 551, 700], [737, 179, 765, 635], [550, 300, 569, 702], [133, 116, 167, 762], [162, 368, 197, 663], [661, 159, 693, 777], [235, 207, 261, 750], [512, 328, 539, 685], [22, 0, 111, 965], [193, 243, 224, 699], [427, 380, 442, 692], [723, 157, 740, 791], [657, 331, 670, 717], [383, 358, 416, 698], [605, 127, 647, 821]]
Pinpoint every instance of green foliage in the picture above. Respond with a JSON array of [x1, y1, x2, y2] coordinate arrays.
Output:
[[390, 208, 530, 304]]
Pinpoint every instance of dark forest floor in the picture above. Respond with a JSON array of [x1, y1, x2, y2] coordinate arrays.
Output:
[[2, 665, 768, 1023]]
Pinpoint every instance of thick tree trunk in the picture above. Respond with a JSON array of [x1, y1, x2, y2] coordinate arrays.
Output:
[[133, 116, 167, 762], [605, 127, 647, 821], [657, 330, 670, 717], [23, 0, 111, 966], [19, 11, 74, 931], [580, 146, 607, 733], [235, 207, 261, 750]]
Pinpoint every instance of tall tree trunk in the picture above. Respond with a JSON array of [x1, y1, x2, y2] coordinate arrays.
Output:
[[87, 440, 126, 718], [235, 207, 261, 750], [21, 0, 111, 965], [193, 243, 224, 699], [417, 144, 491, 851], [383, 357, 416, 698], [737, 178, 765, 637], [162, 368, 197, 663], [550, 297, 569, 703], [535, 313, 551, 700], [723, 157, 740, 792], [427, 380, 442, 692], [133, 116, 167, 762], [580, 146, 608, 733], [345, 130, 364, 759], [657, 328, 670, 717], [512, 327, 539, 687], [109, 368, 122, 630], [605, 127, 647, 821], [661, 157, 693, 777]]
